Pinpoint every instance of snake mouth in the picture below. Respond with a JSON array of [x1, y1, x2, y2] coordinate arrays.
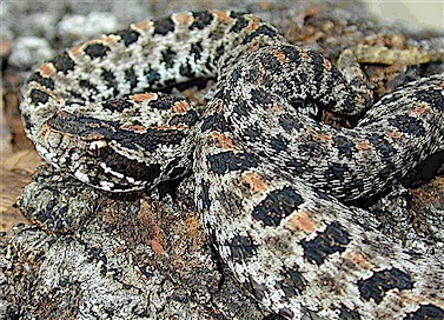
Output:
[[73, 144, 163, 192]]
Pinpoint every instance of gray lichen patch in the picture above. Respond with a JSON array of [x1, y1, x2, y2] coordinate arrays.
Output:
[[18, 165, 100, 235]]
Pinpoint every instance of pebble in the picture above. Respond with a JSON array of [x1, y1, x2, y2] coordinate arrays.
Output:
[[8, 37, 53, 68], [57, 12, 120, 44]]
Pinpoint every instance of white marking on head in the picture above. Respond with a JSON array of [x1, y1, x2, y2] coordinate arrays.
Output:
[[99, 162, 124, 179], [74, 170, 90, 183], [99, 180, 115, 190]]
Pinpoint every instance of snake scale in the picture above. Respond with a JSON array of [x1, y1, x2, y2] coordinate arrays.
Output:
[[20, 10, 444, 320]]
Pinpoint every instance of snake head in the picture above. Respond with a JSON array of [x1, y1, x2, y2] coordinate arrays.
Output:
[[35, 111, 168, 192]]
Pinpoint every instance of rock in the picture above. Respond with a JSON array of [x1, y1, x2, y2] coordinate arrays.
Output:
[[57, 12, 121, 45], [8, 37, 53, 68], [0, 166, 271, 320]]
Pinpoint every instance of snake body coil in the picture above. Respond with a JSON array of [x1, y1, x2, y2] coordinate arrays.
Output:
[[21, 10, 444, 319]]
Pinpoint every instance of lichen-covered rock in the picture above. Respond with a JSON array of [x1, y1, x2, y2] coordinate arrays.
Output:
[[57, 13, 121, 45], [8, 37, 53, 68], [1, 166, 271, 320]]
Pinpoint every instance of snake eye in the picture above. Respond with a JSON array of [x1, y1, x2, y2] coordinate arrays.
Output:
[[88, 139, 108, 157]]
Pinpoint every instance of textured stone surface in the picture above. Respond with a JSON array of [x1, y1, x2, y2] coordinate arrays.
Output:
[[1, 166, 269, 320], [8, 37, 54, 68]]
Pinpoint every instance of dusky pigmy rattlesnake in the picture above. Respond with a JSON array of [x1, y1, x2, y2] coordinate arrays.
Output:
[[21, 10, 444, 319]]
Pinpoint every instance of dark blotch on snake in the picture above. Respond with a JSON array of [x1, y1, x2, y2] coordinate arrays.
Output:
[[367, 134, 396, 159], [30, 89, 50, 105], [153, 17, 175, 35], [388, 115, 425, 136], [229, 235, 257, 260], [324, 163, 350, 184], [252, 187, 303, 227], [78, 79, 99, 97], [243, 127, 261, 141], [270, 137, 287, 152], [161, 47, 177, 69], [307, 51, 326, 82], [190, 42, 204, 62], [51, 51, 75, 74], [84, 43, 110, 59], [229, 11, 248, 18], [117, 28, 140, 46], [248, 277, 267, 300], [278, 308, 294, 319], [101, 150, 162, 184], [190, 10, 214, 30], [101, 70, 119, 94], [207, 151, 259, 174], [102, 99, 133, 112], [250, 87, 273, 106], [232, 101, 252, 117], [28, 72, 55, 90], [205, 56, 214, 73], [113, 126, 187, 152], [357, 268, 413, 304], [281, 45, 301, 62], [47, 112, 186, 152], [242, 25, 277, 44], [335, 136, 356, 159], [230, 16, 248, 33], [179, 62, 196, 78], [144, 68, 161, 85], [124, 68, 138, 91], [102, 69, 116, 83], [279, 268, 306, 298], [199, 182, 211, 210], [301, 221, 351, 265], [414, 88, 444, 110], [285, 158, 310, 175], [404, 304, 444, 320], [338, 305, 362, 320], [201, 114, 231, 133], [215, 45, 225, 60], [169, 110, 199, 127], [148, 95, 185, 110]]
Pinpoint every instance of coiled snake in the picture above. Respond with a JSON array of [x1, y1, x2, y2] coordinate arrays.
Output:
[[20, 10, 444, 320]]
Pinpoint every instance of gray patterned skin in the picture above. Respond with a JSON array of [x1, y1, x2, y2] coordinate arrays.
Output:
[[21, 10, 444, 320]]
